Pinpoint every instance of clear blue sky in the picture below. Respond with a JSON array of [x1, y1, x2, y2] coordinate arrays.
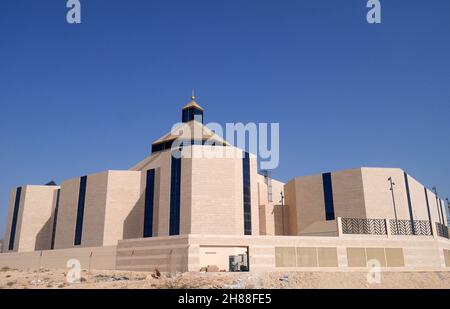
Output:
[[1, 0, 449, 238]]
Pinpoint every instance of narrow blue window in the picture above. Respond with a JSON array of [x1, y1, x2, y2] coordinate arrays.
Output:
[[438, 199, 445, 224], [403, 173, 415, 234], [424, 188, 432, 224], [243, 152, 252, 235], [322, 173, 335, 221], [143, 169, 156, 238], [169, 156, 182, 236], [74, 176, 87, 246], [50, 189, 61, 249], [8, 187, 22, 251]]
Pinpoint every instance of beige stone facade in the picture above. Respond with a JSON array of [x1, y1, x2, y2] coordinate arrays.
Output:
[[257, 174, 285, 236], [3, 185, 59, 252], [54, 171, 142, 250], [1, 98, 449, 274], [285, 167, 449, 237], [3, 99, 277, 254]]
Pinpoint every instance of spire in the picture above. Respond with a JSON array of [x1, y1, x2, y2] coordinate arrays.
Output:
[[182, 90, 204, 123], [182, 91, 204, 111]]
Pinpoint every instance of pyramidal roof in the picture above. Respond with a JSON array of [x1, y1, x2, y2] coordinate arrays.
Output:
[[182, 99, 204, 111], [152, 120, 229, 146], [151, 95, 229, 148], [182, 91, 204, 111]]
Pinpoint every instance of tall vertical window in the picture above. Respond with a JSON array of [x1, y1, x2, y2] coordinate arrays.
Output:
[[144, 169, 156, 238], [74, 176, 87, 246], [439, 199, 445, 224], [8, 187, 22, 251], [169, 156, 181, 236], [442, 200, 450, 227], [322, 173, 335, 221], [243, 152, 252, 235], [403, 173, 415, 235], [436, 196, 443, 224], [424, 188, 432, 224], [50, 189, 61, 250]]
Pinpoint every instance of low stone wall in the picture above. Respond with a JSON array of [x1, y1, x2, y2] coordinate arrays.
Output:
[[0, 246, 116, 270], [188, 235, 450, 272], [114, 234, 450, 272], [115, 236, 190, 273], [0, 235, 449, 273]]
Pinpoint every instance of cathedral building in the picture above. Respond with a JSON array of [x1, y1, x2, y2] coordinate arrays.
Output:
[[1, 96, 449, 272]]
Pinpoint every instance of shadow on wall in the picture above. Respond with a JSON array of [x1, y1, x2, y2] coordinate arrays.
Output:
[[273, 204, 285, 236], [35, 188, 59, 251], [123, 193, 145, 240], [35, 218, 53, 251]]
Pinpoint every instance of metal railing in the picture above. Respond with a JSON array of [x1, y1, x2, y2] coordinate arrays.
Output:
[[436, 222, 450, 239], [389, 220, 432, 236], [341, 218, 387, 235], [341, 218, 437, 237]]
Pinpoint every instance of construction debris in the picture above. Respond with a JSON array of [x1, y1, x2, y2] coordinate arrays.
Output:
[[223, 279, 245, 289], [280, 274, 289, 283], [206, 265, 219, 273]]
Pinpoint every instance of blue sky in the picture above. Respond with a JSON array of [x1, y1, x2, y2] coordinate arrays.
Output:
[[0, 0, 449, 238]]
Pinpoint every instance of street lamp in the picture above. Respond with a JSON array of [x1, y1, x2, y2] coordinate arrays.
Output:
[[388, 177, 399, 233]]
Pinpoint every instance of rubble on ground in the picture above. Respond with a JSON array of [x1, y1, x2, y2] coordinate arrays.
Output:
[[0, 268, 449, 289]]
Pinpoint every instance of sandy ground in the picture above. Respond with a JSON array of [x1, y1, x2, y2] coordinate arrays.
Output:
[[1, 267, 449, 289]]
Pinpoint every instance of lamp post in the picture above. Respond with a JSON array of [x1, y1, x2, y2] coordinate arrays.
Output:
[[280, 192, 285, 236], [388, 177, 399, 234]]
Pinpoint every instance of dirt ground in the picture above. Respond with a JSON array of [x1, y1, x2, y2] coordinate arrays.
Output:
[[1, 267, 449, 289]]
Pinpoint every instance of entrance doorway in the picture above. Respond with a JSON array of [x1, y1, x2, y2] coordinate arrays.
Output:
[[199, 246, 249, 272]]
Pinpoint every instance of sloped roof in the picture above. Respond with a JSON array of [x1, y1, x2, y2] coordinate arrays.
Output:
[[152, 120, 229, 147], [182, 99, 204, 111]]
